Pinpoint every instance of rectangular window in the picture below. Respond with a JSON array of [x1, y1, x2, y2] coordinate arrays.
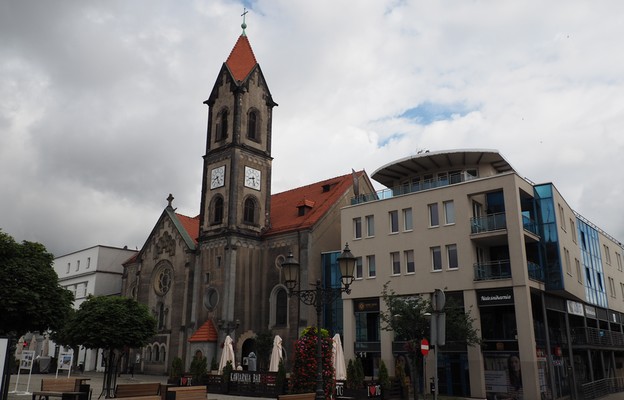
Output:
[[564, 248, 571, 275], [354, 217, 362, 239], [617, 252, 623, 272], [87, 257, 91, 269], [355, 257, 363, 279], [366, 215, 375, 237], [428, 203, 439, 227], [558, 204, 566, 230], [621, 283, 624, 301], [405, 250, 415, 274], [216, 255, 222, 268], [367, 255, 376, 278], [604, 245, 611, 265], [389, 211, 399, 233], [431, 246, 442, 271], [76, 260, 80, 271], [609, 277, 616, 297], [446, 244, 458, 269], [403, 208, 413, 231], [576, 259, 582, 283], [570, 219, 577, 243], [444, 200, 455, 225], [66, 263, 70, 273], [391, 252, 400, 275]]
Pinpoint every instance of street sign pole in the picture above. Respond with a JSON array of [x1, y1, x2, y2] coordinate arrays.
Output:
[[421, 339, 429, 400], [431, 289, 445, 400]]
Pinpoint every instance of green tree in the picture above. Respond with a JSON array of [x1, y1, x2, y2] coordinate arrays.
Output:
[[380, 282, 480, 400], [0, 230, 74, 337], [55, 296, 156, 398]]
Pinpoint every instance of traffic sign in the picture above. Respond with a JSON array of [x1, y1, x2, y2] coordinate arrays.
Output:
[[421, 338, 429, 356]]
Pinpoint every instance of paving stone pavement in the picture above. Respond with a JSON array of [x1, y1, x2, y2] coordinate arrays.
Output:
[[6, 371, 273, 400]]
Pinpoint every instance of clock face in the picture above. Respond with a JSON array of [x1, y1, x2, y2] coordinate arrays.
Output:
[[244, 166, 261, 190], [210, 166, 225, 189]]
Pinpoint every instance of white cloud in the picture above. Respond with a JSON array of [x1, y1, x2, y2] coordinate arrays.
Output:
[[1, 0, 623, 255]]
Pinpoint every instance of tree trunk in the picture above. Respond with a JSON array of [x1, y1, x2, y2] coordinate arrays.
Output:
[[102, 349, 119, 398]]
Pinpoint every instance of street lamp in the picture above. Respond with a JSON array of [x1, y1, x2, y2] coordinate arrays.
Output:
[[282, 243, 357, 400]]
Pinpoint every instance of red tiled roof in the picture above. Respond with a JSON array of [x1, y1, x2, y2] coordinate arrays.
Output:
[[176, 213, 200, 244], [173, 171, 362, 240], [265, 171, 362, 236], [188, 319, 218, 342], [225, 35, 258, 82]]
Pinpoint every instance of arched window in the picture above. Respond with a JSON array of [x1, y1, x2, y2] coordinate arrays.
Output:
[[212, 196, 224, 224], [158, 303, 165, 330], [243, 197, 257, 225], [154, 344, 160, 362], [161, 345, 167, 364], [216, 109, 228, 141], [146, 347, 152, 362], [247, 110, 258, 141], [275, 288, 287, 326]]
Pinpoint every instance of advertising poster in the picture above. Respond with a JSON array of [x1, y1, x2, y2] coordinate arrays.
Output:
[[1, 338, 9, 400], [20, 351, 35, 371], [56, 353, 73, 378], [484, 353, 523, 400]]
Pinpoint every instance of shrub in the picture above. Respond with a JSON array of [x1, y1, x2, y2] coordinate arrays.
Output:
[[378, 360, 390, 394], [189, 355, 207, 384], [289, 326, 334, 397], [170, 357, 183, 380]]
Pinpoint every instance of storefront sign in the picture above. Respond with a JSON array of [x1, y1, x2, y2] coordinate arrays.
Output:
[[477, 288, 514, 306], [566, 300, 584, 316], [585, 305, 596, 319], [354, 298, 379, 313]]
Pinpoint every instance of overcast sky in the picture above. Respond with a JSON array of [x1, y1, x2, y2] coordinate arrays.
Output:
[[2, 0, 623, 257]]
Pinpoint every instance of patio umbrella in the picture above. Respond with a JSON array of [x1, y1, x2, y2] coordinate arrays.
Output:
[[218, 335, 235, 374], [332, 334, 347, 380], [268, 335, 283, 372]]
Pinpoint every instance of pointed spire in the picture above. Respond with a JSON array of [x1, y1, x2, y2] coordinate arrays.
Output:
[[225, 34, 258, 82]]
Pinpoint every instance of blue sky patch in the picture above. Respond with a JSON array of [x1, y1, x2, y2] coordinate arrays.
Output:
[[400, 102, 471, 125]]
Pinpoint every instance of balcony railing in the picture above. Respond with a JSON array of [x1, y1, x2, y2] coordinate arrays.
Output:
[[569, 327, 624, 347], [474, 260, 511, 281], [471, 213, 507, 234], [527, 261, 544, 282], [351, 171, 476, 205], [522, 215, 539, 236], [581, 377, 624, 399]]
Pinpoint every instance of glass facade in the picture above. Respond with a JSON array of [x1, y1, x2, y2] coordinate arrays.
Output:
[[577, 218, 608, 308], [534, 184, 563, 290], [322, 251, 344, 336]]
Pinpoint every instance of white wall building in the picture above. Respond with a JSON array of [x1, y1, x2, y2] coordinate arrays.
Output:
[[53, 245, 137, 371]]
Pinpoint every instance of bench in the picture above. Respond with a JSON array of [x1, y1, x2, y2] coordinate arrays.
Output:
[[32, 378, 89, 400], [277, 394, 316, 400], [113, 383, 161, 400], [165, 386, 206, 400]]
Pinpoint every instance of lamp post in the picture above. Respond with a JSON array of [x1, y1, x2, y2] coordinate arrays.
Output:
[[282, 243, 357, 400]]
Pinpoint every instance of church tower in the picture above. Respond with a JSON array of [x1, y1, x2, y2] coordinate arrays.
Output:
[[197, 23, 277, 337]]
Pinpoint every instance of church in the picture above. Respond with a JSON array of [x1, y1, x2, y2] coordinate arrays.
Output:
[[121, 25, 374, 374]]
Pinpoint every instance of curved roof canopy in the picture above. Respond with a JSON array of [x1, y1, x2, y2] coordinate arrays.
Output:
[[371, 149, 515, 188]]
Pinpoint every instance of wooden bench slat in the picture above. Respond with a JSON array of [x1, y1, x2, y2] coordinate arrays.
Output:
[[277, 394, 316, 400]]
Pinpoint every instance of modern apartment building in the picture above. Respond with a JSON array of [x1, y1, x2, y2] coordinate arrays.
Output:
[[340, 149, 624, 400]]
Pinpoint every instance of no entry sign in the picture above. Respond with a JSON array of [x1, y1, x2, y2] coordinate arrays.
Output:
[[421, 338, 429, 356]]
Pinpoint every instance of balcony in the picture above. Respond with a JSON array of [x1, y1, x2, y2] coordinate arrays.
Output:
[[471, 213, 507, 234], [474, 260, 511, 281], [571, 327, 624, 348], [527, 261, 544, 282], [351, 171, 476, 205]]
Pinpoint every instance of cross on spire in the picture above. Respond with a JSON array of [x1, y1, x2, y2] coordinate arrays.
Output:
[[167, 193, 174, 208], [241, 8, 248, 36]]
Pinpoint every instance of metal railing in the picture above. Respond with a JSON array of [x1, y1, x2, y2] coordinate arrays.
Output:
[[571, 327, 624, 347], [527, 261, 544, 282], [474, 260, 511, 281], [351, 171, 476, 205], [471, 213, 507, 234], [581, 377, 624, 399]]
